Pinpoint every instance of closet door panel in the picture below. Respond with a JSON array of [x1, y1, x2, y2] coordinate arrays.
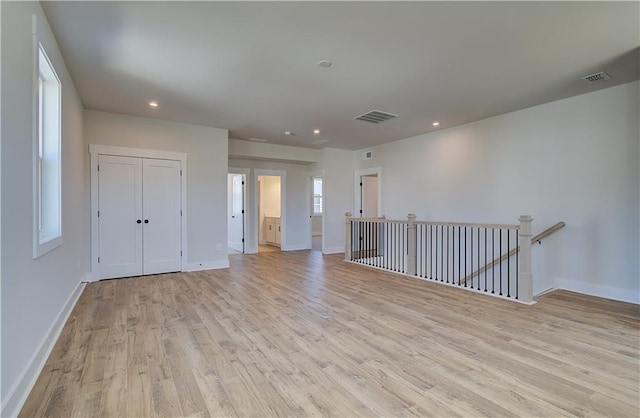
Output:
[[143, 158, 182, 274], [97, 155, 143, 278]]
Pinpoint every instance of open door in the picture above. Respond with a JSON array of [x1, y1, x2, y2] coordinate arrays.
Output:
[[356, 171, 380, 259], [229, 174, 245, 253], [360, 174, 378, 218]]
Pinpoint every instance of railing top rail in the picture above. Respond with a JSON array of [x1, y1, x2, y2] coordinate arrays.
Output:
[[350, 217, 407, 224], [415, 221, 519, 229], [349, 217, 519, 229]]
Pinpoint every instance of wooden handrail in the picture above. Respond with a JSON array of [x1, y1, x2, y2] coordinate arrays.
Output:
[[459, 221, 565, 285]]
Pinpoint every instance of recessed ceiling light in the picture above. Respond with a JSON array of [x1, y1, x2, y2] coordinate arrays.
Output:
[[148, 101, 159, 108], [317, 60, 332, 68], [284, 131, 294, 136], [432, 121, 440, 126], [313, 129, 320, 134]]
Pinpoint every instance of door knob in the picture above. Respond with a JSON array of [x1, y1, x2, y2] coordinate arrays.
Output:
[[144, 219, 149, 224], [136, 219, 142, 224]]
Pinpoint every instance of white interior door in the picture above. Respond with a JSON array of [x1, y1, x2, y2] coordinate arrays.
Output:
[[361, 175, 378, 217], [142, 158, 182, 275], [97, 155, 143, 279], [229, 174, 245, 252]]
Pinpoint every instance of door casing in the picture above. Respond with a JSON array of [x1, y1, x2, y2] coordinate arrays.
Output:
[[89, 144, 187, 281]]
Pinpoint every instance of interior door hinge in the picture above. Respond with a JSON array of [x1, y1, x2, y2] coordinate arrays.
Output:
[[360, 182, 363, 186], [180, 169, 182, 176], [242, 181, 245, 185], [97, 210, 100, 217], [242, 238, 245, 242], [97, 257, 100, 263], [180, 250, 183, 256], [180, 210, 182, 216], [241, 209, 244, 214], [97, 165, 100, 172]]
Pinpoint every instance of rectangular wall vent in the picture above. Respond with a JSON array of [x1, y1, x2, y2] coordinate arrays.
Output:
[[581, 71, 611, 85], [354, 110, 398, 124], [362, 150, 373, 160]]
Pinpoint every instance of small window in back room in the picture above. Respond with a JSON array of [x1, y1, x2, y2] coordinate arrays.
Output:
[[313, 177, 323, 214], [33, 43, 62, 258]]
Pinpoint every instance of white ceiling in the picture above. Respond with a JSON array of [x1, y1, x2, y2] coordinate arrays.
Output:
[[42, 1, 639, 150]]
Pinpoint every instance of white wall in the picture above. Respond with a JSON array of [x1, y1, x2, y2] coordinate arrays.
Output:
[[260, 176, 281, 217], [1, 2, 87, 415], [312, 215, 322, 236], [355, 81, 640, 303], [229, 159, 310, 252], [229, 139, 319, 164], [84, 110, 229, 271], [309, 148, 356, 253]]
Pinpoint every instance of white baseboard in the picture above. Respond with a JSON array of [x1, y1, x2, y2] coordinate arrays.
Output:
[[556, 279, 639, 304], [184, 260, 229, 272], [1, 278, 86, 418], [322, 246, 345, 255]]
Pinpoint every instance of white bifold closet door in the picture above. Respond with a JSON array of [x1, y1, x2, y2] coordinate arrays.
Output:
[[142, 158, 182, 275], [97, 155, 181, 279]]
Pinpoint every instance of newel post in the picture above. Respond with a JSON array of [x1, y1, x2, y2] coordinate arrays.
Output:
[[407, 214, 417, 276], [519, 215, 534, 303], [345, 212, 353, 261]]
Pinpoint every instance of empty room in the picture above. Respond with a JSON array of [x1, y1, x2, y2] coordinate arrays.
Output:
[[1, 1, 639, 417]]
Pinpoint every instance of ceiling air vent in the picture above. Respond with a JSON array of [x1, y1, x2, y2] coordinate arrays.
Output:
[[354, 110, 398, 124], [581, 71, 611, 85]]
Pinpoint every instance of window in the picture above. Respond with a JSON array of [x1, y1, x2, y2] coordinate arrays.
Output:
[[33, 43, 62, 258], [313, 177, 323, 214]]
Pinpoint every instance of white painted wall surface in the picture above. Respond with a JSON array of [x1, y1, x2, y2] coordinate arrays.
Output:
[[260, 176, 281, 218], [312, 216, 322, 236], [84, 110, 229, 271], [229, 159, 311, 252], [355, 81, 640, 303], [229, 139, 319, 164], [1, 2, 87, 415], [309, 148, 356, 254]]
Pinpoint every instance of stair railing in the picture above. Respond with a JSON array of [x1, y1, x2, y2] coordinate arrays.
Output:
[[344, 213, 561, 304]]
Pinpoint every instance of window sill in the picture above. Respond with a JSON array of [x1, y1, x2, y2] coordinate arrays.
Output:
[[34, 234, 63, 258]]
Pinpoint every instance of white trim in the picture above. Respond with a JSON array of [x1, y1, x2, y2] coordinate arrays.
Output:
[[354, 166, 382, 217], [228, 167, 250, 254], [1, 279, 85, 418], [346, 260, 536, 305], [323, 246, 345, 255], [555, 279, 639, 305], [32, 17, 63, 259], [89, 144, 187, 162], [254, 169, 287, 253], [184, 260, 230, 272], [89, 144, 187, 279], [307, 169, 325, 251]]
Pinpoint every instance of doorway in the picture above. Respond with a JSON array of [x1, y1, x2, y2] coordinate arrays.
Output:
[[227, 173, 245, 254], [310, 174, 323, 251], [257, 174, 282, 253]]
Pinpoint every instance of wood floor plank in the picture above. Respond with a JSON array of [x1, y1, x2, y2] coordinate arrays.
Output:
[[19, 251, 640, 417]]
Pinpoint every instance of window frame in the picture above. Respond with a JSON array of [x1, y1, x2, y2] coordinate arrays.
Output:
[[32, 36, 63, 258], [312, 177, 323, 215]]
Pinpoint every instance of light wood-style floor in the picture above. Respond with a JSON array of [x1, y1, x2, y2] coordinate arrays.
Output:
[[20, 251, 640, 417]]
